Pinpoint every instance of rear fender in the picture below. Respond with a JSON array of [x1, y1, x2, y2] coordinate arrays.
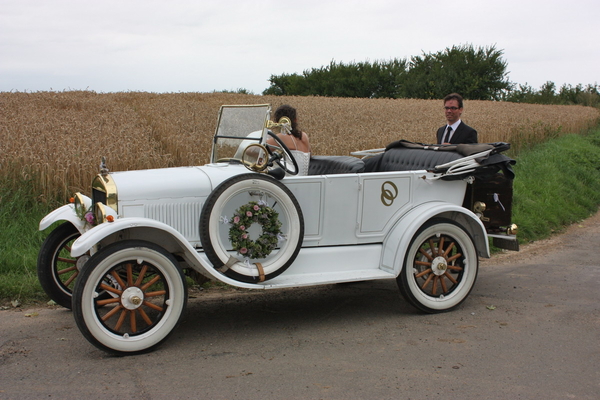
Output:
[[382, 202, 489, 276]]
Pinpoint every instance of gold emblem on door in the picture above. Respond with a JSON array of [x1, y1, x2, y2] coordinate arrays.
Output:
[[381, 181, 398, 206]]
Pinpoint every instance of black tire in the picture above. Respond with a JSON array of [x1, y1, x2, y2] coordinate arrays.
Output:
[[37, 222, 82, 309], [200, 173, 303, 283], [72, 240, 187, 355], [397, 218, 479, 313]]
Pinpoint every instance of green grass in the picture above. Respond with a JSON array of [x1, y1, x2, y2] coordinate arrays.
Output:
[[1, 127, 600, 304], [0, 180, 58, 303], [511, 127, 600, 242]]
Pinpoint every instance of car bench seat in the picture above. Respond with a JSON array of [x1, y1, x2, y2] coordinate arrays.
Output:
[[372, 147, 463, 172], [363, 140, 509, 171], [308, 156, 365, 175]]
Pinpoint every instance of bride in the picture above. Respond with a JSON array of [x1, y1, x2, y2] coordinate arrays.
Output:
[[266, 105, 311, 176]]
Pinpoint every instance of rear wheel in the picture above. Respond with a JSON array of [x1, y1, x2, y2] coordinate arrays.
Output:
[[72, 240, 187, 355], [398, 219, 478, 313], [37, 222, 82, 309], [200, 174, 303, 283]]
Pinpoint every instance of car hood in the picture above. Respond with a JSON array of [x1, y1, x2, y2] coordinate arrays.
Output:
[[108, 164, 249, 202], [110, 166, 213, 201]]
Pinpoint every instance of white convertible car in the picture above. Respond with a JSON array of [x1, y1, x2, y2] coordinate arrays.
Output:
[[37, 104, 518, 354]]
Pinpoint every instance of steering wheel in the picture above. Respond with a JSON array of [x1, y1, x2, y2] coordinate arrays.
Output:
[[266, 131, 299, 176]]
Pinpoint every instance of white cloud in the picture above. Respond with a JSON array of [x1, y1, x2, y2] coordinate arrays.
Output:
[[1, 0, 598, 94]]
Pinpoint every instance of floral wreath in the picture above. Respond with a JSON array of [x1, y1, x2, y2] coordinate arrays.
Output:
[[227, 201, 283, 259]]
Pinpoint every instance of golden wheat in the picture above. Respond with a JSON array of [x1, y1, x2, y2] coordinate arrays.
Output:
[[1, 91, 598, 201]]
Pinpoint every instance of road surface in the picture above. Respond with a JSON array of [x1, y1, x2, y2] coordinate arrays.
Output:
[[1, 213, 599, 399]]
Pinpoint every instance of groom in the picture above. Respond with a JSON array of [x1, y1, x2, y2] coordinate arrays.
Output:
[[436, 93, 478, 145]]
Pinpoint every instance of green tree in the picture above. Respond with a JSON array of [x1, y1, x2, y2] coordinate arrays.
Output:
[[558, 83, 583, 105], [538, 81, 557, 104], [501, 83, 536, 103], [578, 84, 600, 107], [502, 82, 599, 107], [263, 73, 310, 96], [401, 44, 510, 100], [264, 44, 513, 101], [263, 59, 408, 98]]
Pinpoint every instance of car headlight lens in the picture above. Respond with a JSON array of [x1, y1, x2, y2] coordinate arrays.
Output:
[[73, 192, 86, 216], [94, 202, 107, 225]]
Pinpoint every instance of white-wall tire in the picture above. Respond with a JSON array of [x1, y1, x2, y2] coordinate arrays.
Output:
[[398, 219, 478, 313], [200, 174, 304, 283], [72, 240, 187, 355]]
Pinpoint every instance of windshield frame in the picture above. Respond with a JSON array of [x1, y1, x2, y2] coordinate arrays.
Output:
[[210, 104, 271, 163]]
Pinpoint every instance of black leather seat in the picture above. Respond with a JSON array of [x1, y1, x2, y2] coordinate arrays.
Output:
[[308, 156, 365, 175], [372, 148, 463, 172]]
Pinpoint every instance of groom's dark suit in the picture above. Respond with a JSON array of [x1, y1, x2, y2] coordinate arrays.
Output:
[[436, 121, 478, 144]]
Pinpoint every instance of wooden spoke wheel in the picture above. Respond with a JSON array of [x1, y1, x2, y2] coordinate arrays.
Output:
[[37, 222, 83, 309], [73, 240, 187, 355], [398, 219, 478, 313]]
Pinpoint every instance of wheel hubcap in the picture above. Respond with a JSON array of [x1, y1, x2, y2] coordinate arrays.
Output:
[[121, 287, 145, 310], [431, 256, 448, 276]]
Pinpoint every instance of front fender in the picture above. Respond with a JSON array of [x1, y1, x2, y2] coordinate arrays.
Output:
[[382, 202, 489, 276], [39, 203, 87, 233], [70, 218, 194, 257], [70, 217, 262, 289]]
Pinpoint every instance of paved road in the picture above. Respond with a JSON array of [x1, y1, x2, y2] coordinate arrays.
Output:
[[1, 214, 599, 400]]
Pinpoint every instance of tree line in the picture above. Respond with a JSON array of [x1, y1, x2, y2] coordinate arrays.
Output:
[[261, 44, 599, 107], [501, 81, 599, 107]]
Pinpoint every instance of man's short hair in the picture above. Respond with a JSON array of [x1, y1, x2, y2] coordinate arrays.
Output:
[[444, 93, 464, 108]]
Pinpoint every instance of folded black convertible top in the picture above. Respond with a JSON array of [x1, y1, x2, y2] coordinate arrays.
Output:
[[364, 140, 516, 180]]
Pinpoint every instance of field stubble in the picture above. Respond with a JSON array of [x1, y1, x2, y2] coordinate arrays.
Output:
[[1, 91, 598, 201]]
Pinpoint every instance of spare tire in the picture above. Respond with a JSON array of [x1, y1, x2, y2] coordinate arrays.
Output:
[[200, 173, 304, 283]]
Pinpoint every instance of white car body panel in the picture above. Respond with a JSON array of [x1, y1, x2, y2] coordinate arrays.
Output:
[[62, 162, 486, 289]]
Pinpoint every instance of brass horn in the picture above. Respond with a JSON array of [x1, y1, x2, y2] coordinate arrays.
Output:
[[266, 116, 292, 132]]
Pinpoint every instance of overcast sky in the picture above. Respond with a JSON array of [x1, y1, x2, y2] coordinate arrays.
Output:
[[1, 0, 598, 95]]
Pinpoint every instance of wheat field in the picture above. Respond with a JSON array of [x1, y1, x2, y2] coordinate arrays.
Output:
[[1, 91, 598, 201]]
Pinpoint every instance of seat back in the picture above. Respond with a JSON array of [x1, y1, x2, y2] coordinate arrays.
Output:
[[366, 148, 463, 172], [308, 156, 365, 175]]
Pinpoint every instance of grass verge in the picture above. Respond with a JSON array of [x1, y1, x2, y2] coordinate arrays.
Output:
[[0, 180, 58, 304], [511, 127, 600, 242]]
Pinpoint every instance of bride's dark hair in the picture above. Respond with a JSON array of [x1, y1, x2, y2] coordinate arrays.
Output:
[[274, 104, 301, 139]]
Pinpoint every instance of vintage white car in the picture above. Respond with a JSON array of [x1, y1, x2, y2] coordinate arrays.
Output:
[[37, 104, 518, 355]]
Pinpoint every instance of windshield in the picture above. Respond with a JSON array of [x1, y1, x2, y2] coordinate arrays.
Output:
[[211, 104, 271, 163]]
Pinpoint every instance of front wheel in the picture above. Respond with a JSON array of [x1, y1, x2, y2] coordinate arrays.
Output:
[[397, 219, 478, 313], [37, 222, 82, 309], [72, 240, 187, 355]]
